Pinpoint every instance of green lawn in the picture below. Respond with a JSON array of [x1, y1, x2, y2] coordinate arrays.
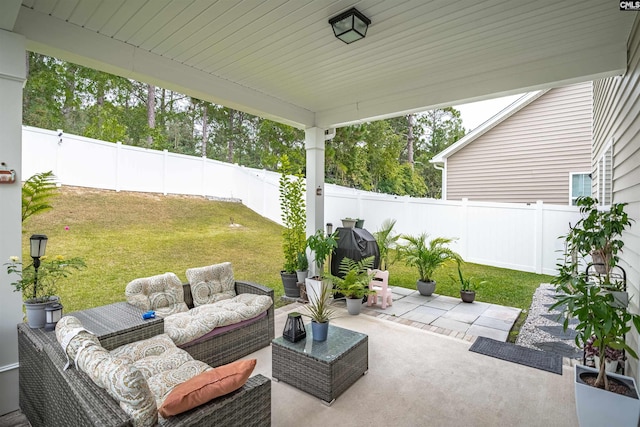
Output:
[[18, 187, 552, 319]]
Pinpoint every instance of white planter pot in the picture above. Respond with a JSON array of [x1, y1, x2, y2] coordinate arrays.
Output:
[[345, 297, 362, 315], [574, 364, 640, 427], [296, 270, 308, 283], [593, 356, 620, 373]]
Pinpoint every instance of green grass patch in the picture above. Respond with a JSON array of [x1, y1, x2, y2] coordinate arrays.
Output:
[[19, 187, 552, 318]]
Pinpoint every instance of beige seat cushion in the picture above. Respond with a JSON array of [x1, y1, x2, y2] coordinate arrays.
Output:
[[185, 262, 236, 307], [164, 294, 273, 345], [125, 272, 189, 317]]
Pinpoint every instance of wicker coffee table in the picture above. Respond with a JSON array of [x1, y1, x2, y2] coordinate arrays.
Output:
[[272, 323, 368, 405], [69, 302, 164, 350]]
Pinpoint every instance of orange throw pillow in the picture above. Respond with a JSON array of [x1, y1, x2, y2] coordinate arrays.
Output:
[[159, 359, 256, 418]]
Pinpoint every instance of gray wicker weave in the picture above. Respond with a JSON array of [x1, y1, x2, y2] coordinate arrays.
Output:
[[272, 323, 368, 405], [180, 280, 275, 367], [69, 302, 164, 350], [18, 323, 271, 427]]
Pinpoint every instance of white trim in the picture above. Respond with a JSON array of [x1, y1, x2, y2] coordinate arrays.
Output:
[[597, 139, 613, 206], [0, 363, 19, 373], [569, 171, 591, 205]]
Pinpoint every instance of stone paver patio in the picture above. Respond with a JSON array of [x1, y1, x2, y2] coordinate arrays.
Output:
[[354, 287, 522, 342]]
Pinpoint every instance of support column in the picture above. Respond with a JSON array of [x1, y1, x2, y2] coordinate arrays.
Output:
[[305, 127, 326, 238], [0, 29, 27, 416]]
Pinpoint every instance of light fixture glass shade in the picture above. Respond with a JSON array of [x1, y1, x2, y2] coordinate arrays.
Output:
[[30, 234, 48, 258], [45, 303, 63, 331], [329, 8, 371, 44]]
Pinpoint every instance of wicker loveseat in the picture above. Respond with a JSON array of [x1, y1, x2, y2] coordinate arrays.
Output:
[[18, 320, 271, 427], [18, 270, 275, 427]]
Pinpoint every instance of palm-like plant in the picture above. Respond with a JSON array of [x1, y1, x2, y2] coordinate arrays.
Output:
[[399, 233, 461, 282], [301, 281, 336, 323], [374, 218, 399, 270], [22, 171, 58, 223]]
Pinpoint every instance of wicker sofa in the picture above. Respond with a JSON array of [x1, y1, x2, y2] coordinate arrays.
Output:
[[18, 280, 275, 427]]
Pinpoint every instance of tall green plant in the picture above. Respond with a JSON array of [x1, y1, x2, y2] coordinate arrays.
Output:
[[306, 229, 338, 277], [22, 171, 58, 222], [399, 233, 461, 282], [278, 155, 306, 273], [374, 218, 399, 270]]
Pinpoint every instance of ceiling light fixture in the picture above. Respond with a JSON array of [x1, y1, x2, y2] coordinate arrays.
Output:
[[329, 8, 371, 44]]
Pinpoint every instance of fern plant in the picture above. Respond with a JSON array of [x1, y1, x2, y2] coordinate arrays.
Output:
[[330, 256, 375, 299], [22, 171, 58, 223]]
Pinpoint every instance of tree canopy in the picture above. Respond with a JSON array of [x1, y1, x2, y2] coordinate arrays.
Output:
[[23, 53, 466, 198]]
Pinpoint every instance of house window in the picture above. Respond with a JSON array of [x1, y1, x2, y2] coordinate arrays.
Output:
[[597, 142, 613, 206], [570, 172, 591, 205]]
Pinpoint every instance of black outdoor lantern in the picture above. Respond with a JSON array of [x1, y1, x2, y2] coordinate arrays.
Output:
[[283, 312, 306, 343], [29, 234, 48, 300], [329, 8, 371, 44]]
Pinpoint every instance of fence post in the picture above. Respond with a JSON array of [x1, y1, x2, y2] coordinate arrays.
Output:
[[55, 129, 63, 185], [460, 198, 469, 259], [163, 149, 168, 196], [201, 156, 206, 197], [115, 142, 121, 192], [534, 200, 544, 274]]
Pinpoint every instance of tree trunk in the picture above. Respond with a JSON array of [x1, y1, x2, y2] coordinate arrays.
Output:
[[146, 83, 156, 147], [227, 110, 235, 163], [407, 113, 415, 168]]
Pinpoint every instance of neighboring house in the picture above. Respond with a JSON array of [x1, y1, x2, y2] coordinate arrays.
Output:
[[431, 82, 593, 205]]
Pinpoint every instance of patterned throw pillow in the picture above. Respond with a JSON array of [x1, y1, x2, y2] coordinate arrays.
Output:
[[158, 359, 256, 418], [185, 262, 236, 307], [55, 316, 157, 427], [125, 272, 189, 317]]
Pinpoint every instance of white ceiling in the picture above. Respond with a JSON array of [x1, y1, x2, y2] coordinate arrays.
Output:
[[5, 0, 637, 129]]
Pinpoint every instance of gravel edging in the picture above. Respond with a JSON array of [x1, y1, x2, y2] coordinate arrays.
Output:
[[515, 283, 582, 360]]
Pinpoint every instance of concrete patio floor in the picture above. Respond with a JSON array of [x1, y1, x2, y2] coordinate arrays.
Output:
[[253, 303, 578, 426], [1, 296, 577, 427]]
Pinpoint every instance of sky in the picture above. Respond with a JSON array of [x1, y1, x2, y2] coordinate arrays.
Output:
[[454, 94, 524, 131]]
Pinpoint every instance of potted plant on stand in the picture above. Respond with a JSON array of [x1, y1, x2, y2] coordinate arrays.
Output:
[[330, 256, 374, 315], [305, 229, 338, 305], [398, 233, 461, 296], [301, 281, 337, 342], [5, 235, 85, 329], [278, 155, 307, 298], [551, 198, 640, 426]]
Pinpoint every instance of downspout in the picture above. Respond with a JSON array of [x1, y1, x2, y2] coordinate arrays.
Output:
[[433, 161, 446, 199]]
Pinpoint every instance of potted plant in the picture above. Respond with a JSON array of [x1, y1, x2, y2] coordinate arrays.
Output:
[[373, 218, 399, 271], [295, 251, 308, 284], [551, 273, 640, 426], [278, 155, 306, 298], [451, 262, 483, 303], [355, 218, 365, 228], [300, 280, 337, 342], [5, 254, 85, 328], [567, 196, 633, 277], [584, 335, 625, 373], [330, 256, 374, 315], [398, 233, 461, 296], [341, 218, 356, 228], [305, 229, 338, 304]]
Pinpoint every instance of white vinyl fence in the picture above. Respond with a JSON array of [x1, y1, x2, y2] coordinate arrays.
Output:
[[22, 125, 581, 275]]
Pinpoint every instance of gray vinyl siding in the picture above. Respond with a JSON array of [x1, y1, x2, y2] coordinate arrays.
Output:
[[593, 15, 640, 381], [446, 82, 592, 205]]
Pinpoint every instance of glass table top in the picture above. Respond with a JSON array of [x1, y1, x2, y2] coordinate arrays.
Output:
[[273, 323, 367, 362]]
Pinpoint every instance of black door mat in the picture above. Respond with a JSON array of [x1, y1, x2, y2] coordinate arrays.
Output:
[[469, 336, 563, 375]]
